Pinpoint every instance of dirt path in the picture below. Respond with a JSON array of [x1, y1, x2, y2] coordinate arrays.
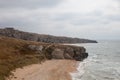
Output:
[[7, 60, 78, 80]]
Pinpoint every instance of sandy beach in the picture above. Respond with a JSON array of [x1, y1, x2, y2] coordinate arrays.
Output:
[[7, 60, 79, 80]]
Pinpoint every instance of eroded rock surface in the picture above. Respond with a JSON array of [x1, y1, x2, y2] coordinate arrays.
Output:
[[27, 44, 88, 61]]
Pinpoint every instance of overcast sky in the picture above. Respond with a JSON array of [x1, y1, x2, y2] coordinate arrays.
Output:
[[0, 0, 120, 40]]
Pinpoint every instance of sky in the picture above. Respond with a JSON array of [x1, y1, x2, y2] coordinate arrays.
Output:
[[0, 0, 120, 40]]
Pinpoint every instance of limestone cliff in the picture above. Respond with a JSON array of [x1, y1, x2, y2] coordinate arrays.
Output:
[[0, 28, 97, 43], [27, 44, 88, 61]]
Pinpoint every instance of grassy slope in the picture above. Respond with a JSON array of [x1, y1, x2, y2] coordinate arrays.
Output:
[[0, 36, 48, 80]]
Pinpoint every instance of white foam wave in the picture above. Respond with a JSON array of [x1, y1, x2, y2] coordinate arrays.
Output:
[[71, 59, 89, 80]]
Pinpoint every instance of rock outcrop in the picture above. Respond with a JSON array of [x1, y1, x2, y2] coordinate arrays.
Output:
[[0, 27, 97, 43], [27, 44, 88, 61]]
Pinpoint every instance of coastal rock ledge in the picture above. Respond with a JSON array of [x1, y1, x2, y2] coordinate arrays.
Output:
[[27, 44, 88, 61]]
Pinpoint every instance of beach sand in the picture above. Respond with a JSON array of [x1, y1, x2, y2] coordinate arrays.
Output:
[[7, 60, 79, 80]]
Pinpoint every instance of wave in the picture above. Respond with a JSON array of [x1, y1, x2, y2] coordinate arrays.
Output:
[[71, 59, 89, 80]]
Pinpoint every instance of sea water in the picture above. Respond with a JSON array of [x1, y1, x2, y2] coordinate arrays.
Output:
[[71, 41, 120, 80]]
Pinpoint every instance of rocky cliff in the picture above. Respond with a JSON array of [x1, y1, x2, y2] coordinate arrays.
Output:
[[0, 28, 97, 43], [0, 35, 88, 61], [27, 44, 88, 61]]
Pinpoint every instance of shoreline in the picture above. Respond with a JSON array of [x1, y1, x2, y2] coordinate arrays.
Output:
[[6, 60, 80, 80]]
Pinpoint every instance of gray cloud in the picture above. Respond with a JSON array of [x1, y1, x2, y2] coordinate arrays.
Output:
[[107, 15, 120, 21], [0, 0, 120, 40], [71, 19, 97, 25], [0, 0, 63, 9], [51, 12, 110, 26]]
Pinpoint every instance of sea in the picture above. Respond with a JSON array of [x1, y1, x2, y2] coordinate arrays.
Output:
[[70, 41, 120, 80]]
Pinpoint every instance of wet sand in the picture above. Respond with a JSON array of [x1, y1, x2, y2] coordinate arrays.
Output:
[[7, 60, 79, 80]]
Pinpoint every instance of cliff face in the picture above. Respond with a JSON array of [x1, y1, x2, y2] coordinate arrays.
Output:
[[0, 28, 97, 43], [27, 44, 88, 61]]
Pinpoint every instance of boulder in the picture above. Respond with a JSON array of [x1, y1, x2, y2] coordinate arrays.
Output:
[[64, 53, 73, 59], [64, 47, 74, 57], [63, 47, 74, 59], [28, 45, 43, 52], [36, 46, 43, 51], [74, 53, 88, 61], [51, 49, 64, 59], [28, 45, 36, 50]]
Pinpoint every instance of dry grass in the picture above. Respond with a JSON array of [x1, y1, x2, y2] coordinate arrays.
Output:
[[0, 36, 47, 80]]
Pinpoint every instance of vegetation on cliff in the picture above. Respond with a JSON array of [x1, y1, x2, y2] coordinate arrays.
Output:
[[0, 36, 45, 80]]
